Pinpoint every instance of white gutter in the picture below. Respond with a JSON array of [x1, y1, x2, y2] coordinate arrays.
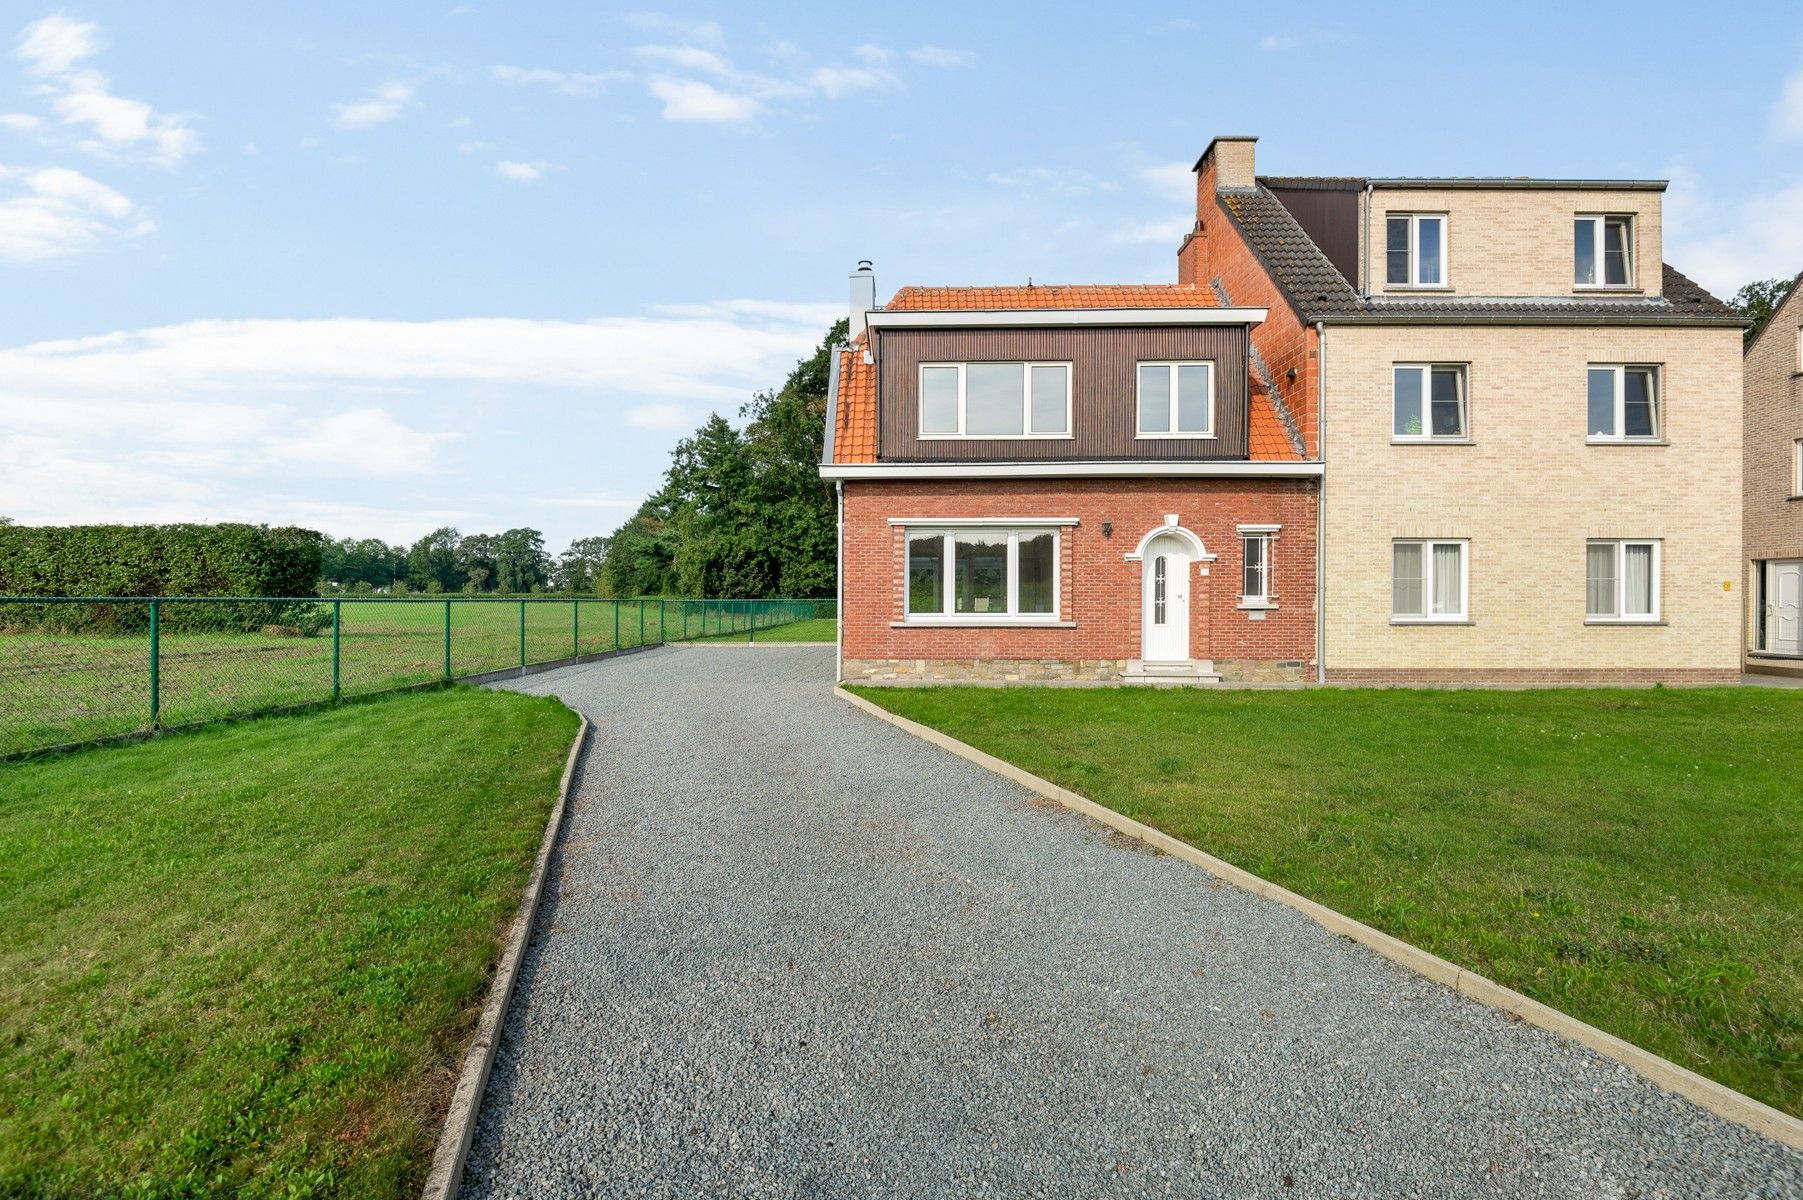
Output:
[[820, 460, 1321, 481], [865, 307, 1267, 330], [1314, 320, 1328, 686]]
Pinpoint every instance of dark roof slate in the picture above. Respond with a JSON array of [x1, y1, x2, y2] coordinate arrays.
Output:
[[1218, 184, 1743, 326]]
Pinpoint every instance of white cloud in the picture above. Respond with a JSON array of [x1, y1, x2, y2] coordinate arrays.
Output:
[[1662, 161, 1803, 298], [0, 113, 43, 133], [1109, 216, 1192, 247], [908, 45, 973, 68], [624, 401, 692, 430], [619, 12, 725, 47], [1259, 34, 1297, 52], [494, 159, 559, 182], [0, 163, 152, 262], [852, 44, 892, 65], [634, 43, 733, 76], [1136, 161, 1194, 204], [528, 491, 638, 510], [489, 64, 625, 97], [806, 64, 896, 98], [331, 81, 416, 130], [15, 14, 98, 77], [1772, 66, 1803, 142], [13, 15, 200, 166], [646, 75, 761, 124], [281, 409, 459, 472]]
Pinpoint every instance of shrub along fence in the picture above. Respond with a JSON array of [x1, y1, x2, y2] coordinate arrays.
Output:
[[0, 595, 816, 758]]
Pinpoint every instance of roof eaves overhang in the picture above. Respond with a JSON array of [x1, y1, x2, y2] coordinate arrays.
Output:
[[1315, 311, 1747, 328], [818, 342, 844, 466], [1367, 177, 1668, 192], [865, 307, 1267, 330], [819, 460, 1321, 481]]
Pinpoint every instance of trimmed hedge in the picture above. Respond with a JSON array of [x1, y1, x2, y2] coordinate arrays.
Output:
[[0, 524, 326, 635]]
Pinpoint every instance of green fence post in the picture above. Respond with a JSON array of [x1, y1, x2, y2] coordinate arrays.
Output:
[[748, 599, 755, 643], [683, 601, 689, 641], [659, 598, 665, 645], [519, 600, 526, 670], [572, 597, 580, 659], [148, 599, 160, 729], [613, 599, 620, 651], [638, 598, 645, 647], [443, 600, 452, 680], [331, 599, 342, 701]]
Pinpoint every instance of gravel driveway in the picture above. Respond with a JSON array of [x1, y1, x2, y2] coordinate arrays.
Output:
[[463, 645, 1801, 1199]]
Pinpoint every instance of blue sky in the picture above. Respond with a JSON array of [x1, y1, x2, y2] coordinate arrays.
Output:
[[3, 2, 1802, 551]]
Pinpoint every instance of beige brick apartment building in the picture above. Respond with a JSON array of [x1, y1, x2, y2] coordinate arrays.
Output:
[[1744, 273, 1803, 678], [822, 136, 1747, 685]]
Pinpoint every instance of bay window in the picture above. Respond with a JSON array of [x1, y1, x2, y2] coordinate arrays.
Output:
[[905, 526, 1059, 621]]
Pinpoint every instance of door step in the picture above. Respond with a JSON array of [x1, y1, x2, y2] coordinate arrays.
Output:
[[1122, 659, 1222, 686]]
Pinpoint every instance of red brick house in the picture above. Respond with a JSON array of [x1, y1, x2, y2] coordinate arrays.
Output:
[[820, 248, 1323, 684]]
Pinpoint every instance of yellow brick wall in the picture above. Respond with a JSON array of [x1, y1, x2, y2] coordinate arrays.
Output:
[[1741, 283, 1803, 670], [1362, 187, 1663, 299], [1322, 324, 1742, 676]]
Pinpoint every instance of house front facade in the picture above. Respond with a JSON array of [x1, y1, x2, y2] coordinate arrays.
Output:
[[1743, 273, 1803, 678], [822, 135, 1746, 686], [821, 274, 1322, 684]]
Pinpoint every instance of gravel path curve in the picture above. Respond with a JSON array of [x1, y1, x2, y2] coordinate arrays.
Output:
[[462, 645, 1801, 1199]]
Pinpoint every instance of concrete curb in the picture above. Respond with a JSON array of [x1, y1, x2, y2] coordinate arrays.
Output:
[[833, 685, 1803, 1152], [668, 641, 837, 648], [420, 712, 593, 1200]]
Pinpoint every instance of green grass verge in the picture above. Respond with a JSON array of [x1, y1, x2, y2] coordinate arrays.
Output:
[[692, 617, 837, 643], [0, 686, 580, 1196], [0, 599, 811, 756], [851, 684, 1803, 1116]]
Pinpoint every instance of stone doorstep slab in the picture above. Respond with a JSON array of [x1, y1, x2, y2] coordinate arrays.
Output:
[[833, 685, 1803, 1154], [420, 713, 593, 1200]]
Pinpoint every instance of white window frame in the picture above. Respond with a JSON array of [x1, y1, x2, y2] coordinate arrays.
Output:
[[1793, 438, 1802, 498], [1392, 363, 1469, 442], [1585, 539, 1661, 623], [902, 525, 1062, 624], [1573, 214, 1635, 289], [1238, 526, 1275, 606], [1384, 212, 1447, 288], [1586, 364, 1661, 443], [917, 361, 1073, 440], [1391, 538, 1469, 623], [1135, 360, 1216, 438]]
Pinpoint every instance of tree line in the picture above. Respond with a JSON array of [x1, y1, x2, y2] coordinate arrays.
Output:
[[320, 529, 608, 594]]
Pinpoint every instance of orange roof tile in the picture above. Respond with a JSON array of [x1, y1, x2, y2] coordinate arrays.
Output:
[[885, 284, 1219, 311], [831, 336, 877, 464], [1247, 390, 1302, 461]]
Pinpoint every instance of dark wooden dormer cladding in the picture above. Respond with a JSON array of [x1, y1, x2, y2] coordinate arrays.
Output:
[[874, 324, 1250, 461]]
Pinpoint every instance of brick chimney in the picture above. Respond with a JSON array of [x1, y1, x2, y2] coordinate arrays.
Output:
[[1178, 136, 1256, 285]]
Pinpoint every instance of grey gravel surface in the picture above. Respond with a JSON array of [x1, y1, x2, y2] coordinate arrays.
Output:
[[463, 645, 1802, 1199]]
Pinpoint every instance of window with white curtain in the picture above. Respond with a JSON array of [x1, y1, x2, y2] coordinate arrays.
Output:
[[1586, 540, 1659, 621], [1574, 215, 1634, 287], [1392, 539, 1467, 621], [1385, 213, 1446, 287], [1587, 365, 1660, 441], [905, 527, 1058, 621]]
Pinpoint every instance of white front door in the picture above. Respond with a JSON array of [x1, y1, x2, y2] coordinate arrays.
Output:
[[1142, 534, 1191, 662], [1767, 560, 1803, 655]]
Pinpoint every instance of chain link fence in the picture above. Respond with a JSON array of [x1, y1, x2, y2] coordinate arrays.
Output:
[[0, 596, 819, 757]]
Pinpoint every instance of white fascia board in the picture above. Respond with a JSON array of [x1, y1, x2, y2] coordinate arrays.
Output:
[[886, 517, 1078, 527], [819, 460, 1322, 480], [865, 307, 1267, 330]]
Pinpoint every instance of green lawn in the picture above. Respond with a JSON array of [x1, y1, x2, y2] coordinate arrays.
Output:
[[694, 616, 837, 643], [0, 686, 580, 1196], [0, 598, 809, 756], [854, 684, 1803, 1117]]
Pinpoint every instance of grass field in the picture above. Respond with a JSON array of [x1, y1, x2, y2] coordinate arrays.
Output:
[[694, 616, 837, 643], [854, 684, 1803, 1117], [0, 686, 579, 1196], [0, 597, 808, 756]]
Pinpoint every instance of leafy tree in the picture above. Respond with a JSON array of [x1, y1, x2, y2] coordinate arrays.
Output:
[[494, 527, 549, 593], [1733, 276, 1796, 346], [597, 504, 675, 597], [454, 532, 497, 592], [552, 536, 609, 592], [406, 526, 463, 593]]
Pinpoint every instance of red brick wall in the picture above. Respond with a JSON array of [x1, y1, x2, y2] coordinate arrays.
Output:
[[842, 478, 1317, 667], [1182, 157, 1320, 458]]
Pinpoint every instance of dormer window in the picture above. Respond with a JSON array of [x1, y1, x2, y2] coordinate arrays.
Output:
[[1574, 215, 1633, 288], [919, 362, 1071, 438], [1385, 213, 1445, 287]]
